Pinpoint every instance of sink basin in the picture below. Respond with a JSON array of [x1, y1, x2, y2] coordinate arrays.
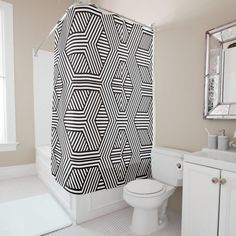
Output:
[[184, 148, 236, 172]]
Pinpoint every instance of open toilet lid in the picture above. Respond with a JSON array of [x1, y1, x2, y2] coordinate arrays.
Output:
[[125, 179, 164, 195]]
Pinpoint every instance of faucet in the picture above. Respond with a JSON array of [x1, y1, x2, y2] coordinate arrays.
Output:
[[229, 130, 236, 148]]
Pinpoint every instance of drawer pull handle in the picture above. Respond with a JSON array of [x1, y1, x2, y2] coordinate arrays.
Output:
[[219, 178, 227, 185], [211, 177, 219, 184]]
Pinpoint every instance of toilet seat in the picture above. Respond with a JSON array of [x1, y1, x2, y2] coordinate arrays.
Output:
[[124, 179, 166, 197]]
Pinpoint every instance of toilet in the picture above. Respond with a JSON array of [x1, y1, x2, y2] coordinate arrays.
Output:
[[123, 147, 188, 235]]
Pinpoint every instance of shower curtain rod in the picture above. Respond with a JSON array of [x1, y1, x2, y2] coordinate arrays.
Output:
[[34, 3, 155, 57]]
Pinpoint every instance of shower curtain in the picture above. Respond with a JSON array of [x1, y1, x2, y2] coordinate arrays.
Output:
[[51, 4, 153, 194]]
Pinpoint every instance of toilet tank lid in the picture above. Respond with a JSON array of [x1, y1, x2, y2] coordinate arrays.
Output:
[[153, 147, 189, 158]]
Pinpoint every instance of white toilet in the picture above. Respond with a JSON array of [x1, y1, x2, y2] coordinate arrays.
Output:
[[123, 147, 188, 235]]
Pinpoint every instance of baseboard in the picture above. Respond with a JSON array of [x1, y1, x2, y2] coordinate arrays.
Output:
[[0, 163, 37, 180]]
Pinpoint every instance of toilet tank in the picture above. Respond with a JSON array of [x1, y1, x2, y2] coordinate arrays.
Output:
[[151, 147, 189, 187]]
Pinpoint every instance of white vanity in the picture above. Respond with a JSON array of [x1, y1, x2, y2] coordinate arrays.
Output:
[[181, 148, 236, 236]]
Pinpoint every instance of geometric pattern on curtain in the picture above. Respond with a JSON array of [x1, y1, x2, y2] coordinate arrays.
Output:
[[51, 5, 153, 194]]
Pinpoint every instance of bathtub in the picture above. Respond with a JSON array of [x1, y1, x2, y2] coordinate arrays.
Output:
[[36, 145, 127, 224]]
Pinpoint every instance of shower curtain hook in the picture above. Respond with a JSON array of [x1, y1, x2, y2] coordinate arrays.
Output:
[[151, 23, 157, 31], [77, 0, 89, 5]]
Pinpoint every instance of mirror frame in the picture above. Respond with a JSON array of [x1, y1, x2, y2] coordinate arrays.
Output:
[[204, 21, 236, 119]]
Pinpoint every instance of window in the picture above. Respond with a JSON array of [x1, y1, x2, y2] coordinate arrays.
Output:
[[0, 1, 16, 151]]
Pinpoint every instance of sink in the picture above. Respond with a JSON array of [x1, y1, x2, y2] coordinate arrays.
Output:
[[184, 148, 236, 172], [195, 149, 236, 162]]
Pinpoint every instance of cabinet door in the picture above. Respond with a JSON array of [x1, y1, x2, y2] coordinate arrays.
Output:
[[182, 162, 220, 236], [219, 171, 236, 236]]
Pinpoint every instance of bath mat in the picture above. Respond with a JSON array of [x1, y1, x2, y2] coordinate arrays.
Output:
[[0, 193, 72, 236]]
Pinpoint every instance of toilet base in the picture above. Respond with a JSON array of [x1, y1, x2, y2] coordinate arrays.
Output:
[[130, 207, 168, 235]]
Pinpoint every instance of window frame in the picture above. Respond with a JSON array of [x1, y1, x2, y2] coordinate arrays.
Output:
[[0, 1, 17, 152]]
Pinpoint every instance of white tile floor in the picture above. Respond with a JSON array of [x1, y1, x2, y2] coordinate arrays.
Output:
[[47, 208, 181, 236], [0, 176, 181, 236]]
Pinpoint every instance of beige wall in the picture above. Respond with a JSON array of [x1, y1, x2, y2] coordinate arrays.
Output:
[[96, 0, 236, 151], [2, 0, 236, 210], [97, 0, 236, 212], [155, 21, 236, 152], [155, 10, 236, 212], [158, 17, 236, 211], [0, 0, 72, 166]]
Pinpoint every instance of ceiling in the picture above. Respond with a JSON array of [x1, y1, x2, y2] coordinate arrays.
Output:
[[94, 0, 236, 27]]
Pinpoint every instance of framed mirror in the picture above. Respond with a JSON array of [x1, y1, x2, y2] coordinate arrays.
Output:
[[204, 21, 236, 119]]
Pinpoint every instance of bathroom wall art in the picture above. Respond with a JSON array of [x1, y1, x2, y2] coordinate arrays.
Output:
[[51, 5, 153, 194]]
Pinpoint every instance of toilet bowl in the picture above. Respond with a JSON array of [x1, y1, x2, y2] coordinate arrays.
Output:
[[123, 147, 188, 235], [123, 179, 175, 235]]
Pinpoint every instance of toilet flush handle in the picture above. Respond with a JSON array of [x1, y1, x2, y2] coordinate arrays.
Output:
[[176, 163, 182, 169]]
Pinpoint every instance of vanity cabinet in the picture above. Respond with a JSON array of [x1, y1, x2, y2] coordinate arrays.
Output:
[[219, 170, 236, 236], [182, 162, 236, 236]]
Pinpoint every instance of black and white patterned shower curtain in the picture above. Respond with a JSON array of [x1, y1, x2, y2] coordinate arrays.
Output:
[[51, 5, 153, 194]]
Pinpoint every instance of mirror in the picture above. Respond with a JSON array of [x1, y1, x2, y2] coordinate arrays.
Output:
[[204, 21, 236, 119]]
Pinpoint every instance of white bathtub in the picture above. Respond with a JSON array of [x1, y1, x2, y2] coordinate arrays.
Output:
[[36, 145, 127, 224]]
